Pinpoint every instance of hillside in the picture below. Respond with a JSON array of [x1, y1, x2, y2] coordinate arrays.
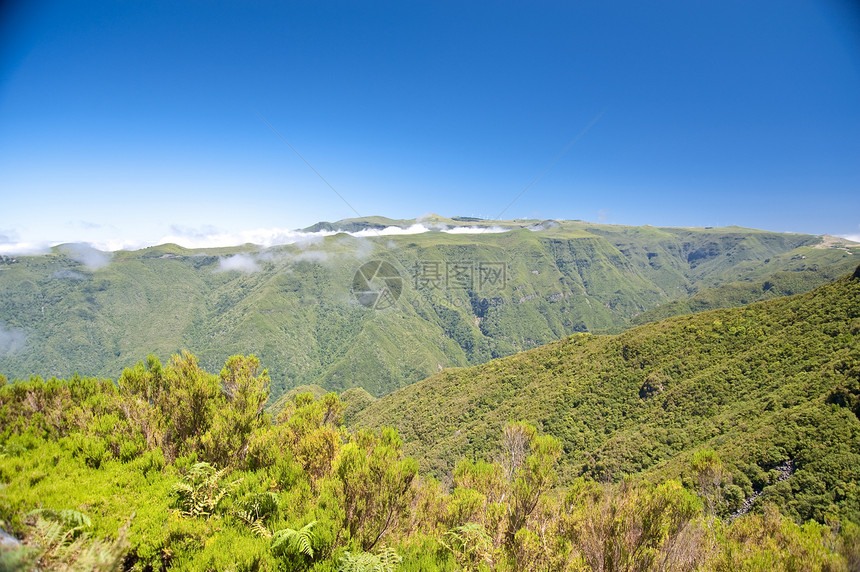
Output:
[[0, 218, 857, 402], [353, 267, 860, 525], [630, 235, 860, 325], [3, 335, 857, 569]]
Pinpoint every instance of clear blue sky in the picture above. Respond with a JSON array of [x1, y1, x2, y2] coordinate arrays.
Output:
[[1, 0, 859, 251]]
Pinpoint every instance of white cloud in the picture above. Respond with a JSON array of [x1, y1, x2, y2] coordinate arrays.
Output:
[[527, 221, 559, 232], [159, 227, 338, 249], [0, 323, 26, 356], [293, 250, 328, 263], [350, 224, 432, 237], [351, 223, 507, 237], [216, 253, 260, 273], [349, 237, 377, 260], [444, 225, 507, 234], [0, 240, 52, 255], [0, 222, 520, 254], [87, 238, 152, 252], [838, 234, 860, 244], [58, 243, 112, 270], [165, 223, 512, 249]]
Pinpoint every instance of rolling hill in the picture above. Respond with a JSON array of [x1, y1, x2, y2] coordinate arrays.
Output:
[[352, 266, 860, 524], [0, 217, 857, 402]]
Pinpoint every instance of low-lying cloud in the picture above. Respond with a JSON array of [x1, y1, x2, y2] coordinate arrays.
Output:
[[839, 225, 860, 244], [0, 240, 52, 256], [216, 233, 380, 273], [162, 227, 333, 250], [293, 250, 329, 263], [59, 243, 112, 270], [526, 221, 561, 232], [216, 253, 260, 273], [162, 223, 510, 250], [0, 223, 517, 255], [0, 323, 26, 356]]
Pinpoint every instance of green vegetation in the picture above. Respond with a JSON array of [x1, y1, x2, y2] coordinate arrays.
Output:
[[354, 267, 860, 527], [631, 254, 857, 326], [1, 269, 859, 569], [1, 220, 856, 402], [1, 381, 857, 570]]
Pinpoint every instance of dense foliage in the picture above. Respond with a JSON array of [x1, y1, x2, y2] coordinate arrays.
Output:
[[354, 269, 860, 527], [1, 269, 859, 569], [1, 218, 856, 402], [1, 361, 858, 570]]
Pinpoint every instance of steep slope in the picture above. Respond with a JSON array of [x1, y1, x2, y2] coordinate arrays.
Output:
[[630, 235, 860, 326], [353, 267, 860, 524], [0, 220, 856, 402]]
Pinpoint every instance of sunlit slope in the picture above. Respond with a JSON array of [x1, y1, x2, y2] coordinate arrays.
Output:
[[353, 267, 860, 523], [0, 220, 857, 401]]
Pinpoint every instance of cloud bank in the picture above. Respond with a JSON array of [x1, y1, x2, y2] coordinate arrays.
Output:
[[58, 243, 113, 269], [167, 223, 509, 249], [0, 323, 26, 356], [149, 223, 510, 251], [0, 223, 514, 255], [0, 240, 53, 256], [216, 253, 260, 273]]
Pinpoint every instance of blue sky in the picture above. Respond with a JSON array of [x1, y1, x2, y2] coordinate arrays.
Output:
[[1, 0, 859, 251]]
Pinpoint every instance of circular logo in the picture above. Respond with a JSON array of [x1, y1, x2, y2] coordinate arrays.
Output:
[[352, 261, 403, 309]]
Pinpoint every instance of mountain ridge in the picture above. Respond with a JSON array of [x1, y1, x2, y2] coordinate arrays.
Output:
[[351, 266, 860, 523], [1, 219, 857, 403]]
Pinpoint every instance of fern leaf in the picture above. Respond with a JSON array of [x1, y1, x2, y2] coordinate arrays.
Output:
[[271, 520, 316, 558], [250, 518, 272, 538]]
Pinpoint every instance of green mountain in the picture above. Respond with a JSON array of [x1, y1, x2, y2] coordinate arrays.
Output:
[[0, 219, 857, 402], [352, 266, 860, 524]]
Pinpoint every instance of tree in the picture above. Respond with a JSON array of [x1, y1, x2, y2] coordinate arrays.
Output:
[[116, 354, 166, 450], [158, 351, 220, 459], [333, 428, 418, 550], [501, 421, 535, 482], [561, 478, 704, 572], [277, 392, 344, 483], [504, 422, 562, 550], [117, 354, 165, 405], [202, 355, 271, 466], [690, 449, 725, 519]]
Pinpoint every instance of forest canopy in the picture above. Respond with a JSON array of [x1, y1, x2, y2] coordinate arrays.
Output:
[[2, 268, 860, 570], [1, 349, 858, 570]]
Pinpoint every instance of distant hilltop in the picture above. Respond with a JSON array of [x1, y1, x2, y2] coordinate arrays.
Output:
[[300, 214, 551, 233], [1, 220, 858, 403]]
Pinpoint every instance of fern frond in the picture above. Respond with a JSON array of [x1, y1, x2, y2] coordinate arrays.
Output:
[[171, 462, 242, 519], [271, 520, 316, 558], [58, 509, 92, 529], [336, 546, 401, 572], [27, 511, 129, 571], [250, 518, 272, 539]]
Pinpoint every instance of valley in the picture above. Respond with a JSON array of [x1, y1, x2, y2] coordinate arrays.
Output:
[[0, 217, 857, 403]]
